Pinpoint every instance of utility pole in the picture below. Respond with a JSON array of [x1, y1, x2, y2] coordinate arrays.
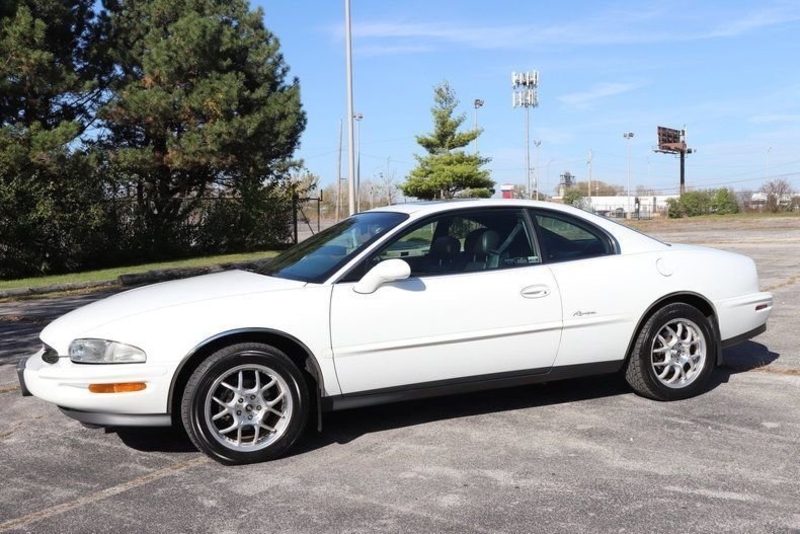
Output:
[[623, 132, 634, 215], [587, 149, 593, 199], [473, 99, 484, 154], [344, 0, 356, 215], [511, 71, 539, 199]]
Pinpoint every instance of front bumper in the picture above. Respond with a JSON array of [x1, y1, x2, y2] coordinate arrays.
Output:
[[59, 407, 171, 427], [22, 347, 173, 416]]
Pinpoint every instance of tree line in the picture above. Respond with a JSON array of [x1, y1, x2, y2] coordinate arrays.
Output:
[[1, 0, 306, 278]]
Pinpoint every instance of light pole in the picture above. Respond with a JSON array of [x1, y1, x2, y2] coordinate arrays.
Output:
[[473, 99, 484, 154], [512, 71, 539, 199], [533, 140, 541, 200], [623, 132, 634, 216], [344, 0, 356, 215], [354, 113, 363, 212]]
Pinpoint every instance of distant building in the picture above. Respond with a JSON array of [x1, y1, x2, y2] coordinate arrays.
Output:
[[549, 195, 676, 218]]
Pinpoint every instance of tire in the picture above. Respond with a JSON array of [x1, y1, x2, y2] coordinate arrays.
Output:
[[181, 342, 309, 465], [625, 303, 716, 401]]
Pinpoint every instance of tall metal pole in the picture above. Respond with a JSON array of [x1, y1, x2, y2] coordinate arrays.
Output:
[[680, 150, 686, 196], [354, 113, 363, 212], [335, 118, 343, 221], [345, 0, 356, 215], [624, 132, 634, 215], [534, 140, 541, 200], [587, 149, 593, 198], [473, 99, 484, 154], [525, 107, 531, 199]]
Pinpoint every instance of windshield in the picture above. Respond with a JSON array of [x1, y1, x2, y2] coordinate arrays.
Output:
[[258, 211, 408, 283]]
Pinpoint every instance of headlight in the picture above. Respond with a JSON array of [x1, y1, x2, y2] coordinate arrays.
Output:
[[69, 339, 147, 364]]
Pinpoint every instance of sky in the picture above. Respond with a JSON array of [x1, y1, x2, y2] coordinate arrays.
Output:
[[258, 0, 800, 198]]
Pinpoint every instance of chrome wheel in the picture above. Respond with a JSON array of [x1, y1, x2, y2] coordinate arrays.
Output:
[[650, 318, 707, 389], [203, 363, 293, 452]]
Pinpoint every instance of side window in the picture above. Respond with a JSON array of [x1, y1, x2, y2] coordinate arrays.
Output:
[[533, 211, 612, 262], [378, 222, 437, 260], [341, 208, 541, 281]]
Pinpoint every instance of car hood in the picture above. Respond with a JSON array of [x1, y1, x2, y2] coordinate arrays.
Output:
[[41, 270, 306, 347]]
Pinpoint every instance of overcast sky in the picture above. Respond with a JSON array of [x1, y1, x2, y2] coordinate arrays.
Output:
[[260, 0, 800, 196]]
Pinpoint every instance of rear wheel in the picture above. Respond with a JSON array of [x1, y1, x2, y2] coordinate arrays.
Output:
[[181, 342, 309, 465], [625, 303, 716, 401]]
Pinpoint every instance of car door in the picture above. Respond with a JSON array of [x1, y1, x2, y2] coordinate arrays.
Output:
[[531, 208, 642, 367], [329, 207, 563, 394]]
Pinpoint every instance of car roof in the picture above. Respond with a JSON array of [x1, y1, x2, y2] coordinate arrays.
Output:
[[369, 199, 561, 216]]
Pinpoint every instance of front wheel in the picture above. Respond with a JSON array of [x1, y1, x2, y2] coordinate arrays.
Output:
[[181, 342, 309, 465], [625, 303, 716, 401]]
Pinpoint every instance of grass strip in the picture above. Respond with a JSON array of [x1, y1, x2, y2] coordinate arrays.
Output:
[[0, 251, 278, 291]]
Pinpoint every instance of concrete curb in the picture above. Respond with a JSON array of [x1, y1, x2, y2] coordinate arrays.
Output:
[[0, 258, 273, 301], [0, 280, 119, 300]]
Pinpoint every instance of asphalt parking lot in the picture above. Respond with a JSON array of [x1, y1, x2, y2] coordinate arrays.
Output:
[[1, 217, 799, 534]]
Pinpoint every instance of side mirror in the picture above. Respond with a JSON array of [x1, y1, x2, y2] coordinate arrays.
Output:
[[353, 259, 411, 294]]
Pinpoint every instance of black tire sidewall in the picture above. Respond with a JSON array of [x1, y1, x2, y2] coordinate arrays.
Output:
[[182, 344, 309, 465], [635, 304, 716, 401]]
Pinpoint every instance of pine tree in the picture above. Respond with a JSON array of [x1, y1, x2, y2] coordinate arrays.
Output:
[[401, 82, 493, 200], [97, 0, 306, 256], [0, 0, 110, 277]]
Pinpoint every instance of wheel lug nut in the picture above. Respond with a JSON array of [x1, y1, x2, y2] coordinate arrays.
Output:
[[256, 406, 261, 410], [238, 398, 243, 403], [250, 395, 255, 400], [248, 415, 252, 420], [236, 410, 242, 415]]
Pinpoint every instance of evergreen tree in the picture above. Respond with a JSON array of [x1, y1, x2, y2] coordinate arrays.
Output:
[[402, 82, 493, 200], [97, 0, 306, 257], [0, 0, 111, 277]]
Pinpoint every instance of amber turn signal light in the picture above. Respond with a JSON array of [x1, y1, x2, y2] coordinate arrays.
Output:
[[88, 382, 147, 393]]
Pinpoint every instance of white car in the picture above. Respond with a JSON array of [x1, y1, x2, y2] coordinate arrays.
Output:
[[18, 200, 773, 464]]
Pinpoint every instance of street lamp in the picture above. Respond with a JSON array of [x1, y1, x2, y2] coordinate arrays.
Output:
[[354, 113, 363, 212], [473, 99, 484, 154], [623, 132, 634, 216], [533, 140, 541, 200]]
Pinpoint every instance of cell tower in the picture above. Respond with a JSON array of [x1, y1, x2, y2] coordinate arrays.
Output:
[[512, 71, 539, 199]]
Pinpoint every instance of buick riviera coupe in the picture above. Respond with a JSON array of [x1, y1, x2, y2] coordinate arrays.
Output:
[[18, 200, 773, 464]]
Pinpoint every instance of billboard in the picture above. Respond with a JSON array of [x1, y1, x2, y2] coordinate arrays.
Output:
[[657, 126, 685, 152]]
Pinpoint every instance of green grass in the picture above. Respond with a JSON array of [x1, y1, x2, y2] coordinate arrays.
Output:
[[0, 251, 279, 291]]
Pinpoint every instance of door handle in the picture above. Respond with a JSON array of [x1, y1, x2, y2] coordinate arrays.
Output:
[[521, 285, 550, 299]]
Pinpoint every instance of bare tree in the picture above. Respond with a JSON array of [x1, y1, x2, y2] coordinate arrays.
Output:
[[761, 178, 793, 212], [378, 171, 399, 206]]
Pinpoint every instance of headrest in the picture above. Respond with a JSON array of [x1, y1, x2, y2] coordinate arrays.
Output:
[[466, 229, 499, 256], [429, 235, 460, 258]]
